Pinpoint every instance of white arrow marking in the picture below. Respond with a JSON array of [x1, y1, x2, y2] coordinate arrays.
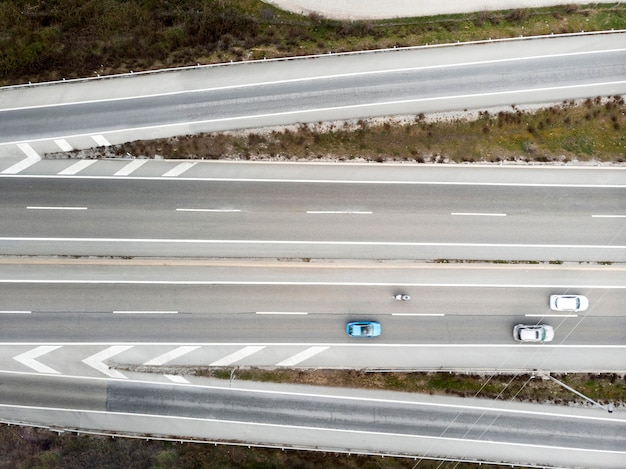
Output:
[[82, 345, 133, 378], [13, 346, 62, 374]]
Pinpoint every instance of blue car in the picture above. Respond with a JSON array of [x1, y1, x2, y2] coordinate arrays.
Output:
[[346, 321, 382, 338]]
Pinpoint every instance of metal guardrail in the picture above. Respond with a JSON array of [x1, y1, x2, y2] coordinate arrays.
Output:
[[0, 417, 557, 468], [3, 29, 625, 90]]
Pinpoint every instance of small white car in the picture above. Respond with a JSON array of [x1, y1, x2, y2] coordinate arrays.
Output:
[[513, 324, 554, 343], [549, 295, 589, 312]]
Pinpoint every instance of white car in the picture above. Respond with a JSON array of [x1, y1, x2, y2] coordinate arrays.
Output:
[[549, 295, 589, 312], [513, 324, 554, 343]]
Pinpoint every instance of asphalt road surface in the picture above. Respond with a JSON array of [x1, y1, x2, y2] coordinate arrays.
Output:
[[1, 33, 625, 151], [1, 170, 624, 262]]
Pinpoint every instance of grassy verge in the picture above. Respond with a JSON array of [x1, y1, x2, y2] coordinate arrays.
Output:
[[79, 96, 626, 163], [1, 1, 625, 86], [191, 368, 625, 407]]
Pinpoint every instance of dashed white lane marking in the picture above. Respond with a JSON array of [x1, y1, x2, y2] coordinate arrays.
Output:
[[113, 310, 178, 314], [144, 346, 201, 366], [26, 206, 87, 210], [0, 310, 31, 314], [392, 313, 446, 317], [210, 346, 265, 366], [13, 346, 62, 374], [592, 214, 626, 218], [82, 345, 133, 378], [91, 135, 111, 147], [276, 346, 329, 366], [176, 208, 241, 213], [256, 311, 308, 315], [114, 159, 148, 176], [164, 374, 189, 384], [54, 139, 73, 152], [525, 314, 578, 318], [163, 162, 197, 177], [451, 212, 507, 217], [306, 210, 372, 214], [57, 159, 97, 175]]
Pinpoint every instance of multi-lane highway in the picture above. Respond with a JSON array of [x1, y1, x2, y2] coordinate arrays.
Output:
[[1, 30, 625, 468], [1, 164, 625, 261]]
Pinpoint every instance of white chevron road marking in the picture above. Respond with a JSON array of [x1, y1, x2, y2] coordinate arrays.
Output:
[[210, 346, 265, 366], [82, 345, 133, 378], [143, 346, 201, 366], [13, 346, 62, 374], [276, 346, 329, 366]]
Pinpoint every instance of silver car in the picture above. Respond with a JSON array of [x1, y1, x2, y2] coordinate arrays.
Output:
[[513, 324, 554, 343], [549, 295, 589, 312]]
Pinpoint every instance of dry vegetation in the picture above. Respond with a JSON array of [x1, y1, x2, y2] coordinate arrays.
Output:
[[1, 1, 625, 86], [0, 424, 508, 469], [74, 96, 626, 163]]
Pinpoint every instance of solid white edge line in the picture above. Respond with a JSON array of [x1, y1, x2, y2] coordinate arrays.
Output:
[[1, 280, 625, 289], [592, 214, 626, 218], [256, 312, 308, 315], [1, 173, 625, 189], [451, 212, 506, 217], [113, 311, 178, 314], [26, 206, 88, 210], [0, 311, 31, 314], [1, 342, 625, 348], [1, 237, 625, 250]]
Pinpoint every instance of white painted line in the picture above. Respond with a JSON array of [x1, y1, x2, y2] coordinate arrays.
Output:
[[2, 144, 41, 174], [306, 210, 372, 215], [1, 157, 40, 174], [163, 162, 197, 177], [256, 311, 308, 315], [525, 314, 578, 318], [164, 374, 189, 384], [3, 46, 625, 113], [144, 346, 201, 366], [82, 345, 133, 378], [13, 346, 62, 374], [210, 346, 265, 366], [16, 142, 41, 159], [0, 310, 31, 314], [113, 310, 178, 314], [91, 135, 111, 147], [54, 139, 73, 152], [592, 214, 626, 218], [26, 206, 87, 210], [176, 208, 241, 213], [57, 159, 97, 175], [392, 313, 445, 317], [114, 159, 148, 176], [276, 346, 329, 367], [451, 212, 507, 217]]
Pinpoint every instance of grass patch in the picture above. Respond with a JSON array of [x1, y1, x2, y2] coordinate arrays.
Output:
[[81, 96, 626, 163], [1, 1, 625, 85], [194, 368, 625, 406]]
